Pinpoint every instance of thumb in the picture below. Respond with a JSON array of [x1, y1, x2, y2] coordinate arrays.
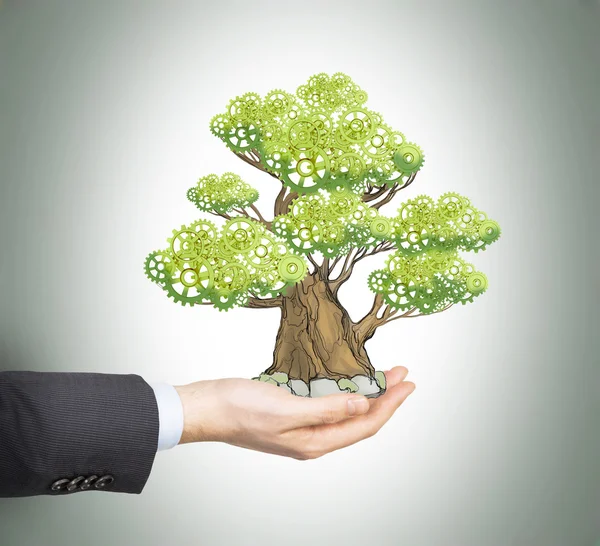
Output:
[[285, 393, 370, 428]]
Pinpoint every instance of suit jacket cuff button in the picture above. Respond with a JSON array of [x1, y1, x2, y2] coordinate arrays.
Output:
[[50, 478, 70, 492], [80, 475, 98, 491], [94, 475, 115, 489]]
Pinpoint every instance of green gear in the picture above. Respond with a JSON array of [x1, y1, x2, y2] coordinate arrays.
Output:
[[288, 119, 321, 152], [221, 218, 260, 253], [361, 124, 395, 159], [262, 142, 292, 173], [455, 206, 481, 232], [245, 236, 279, 269], [369, 217, 392, 238], [280, 149, 331, 194], [178, 259, 214, 295], [288, 221, 322, 252], [234, 291, 249, 307], [329, 194, 358, 217], [209, 114, 228, 138], [168, 227, 203, 263], [396, 225, 433, 254], [478, 219, 501, 244], [393, 143, 424, 174], [227, 93, 262, 122], [263, 89, 294, 118], [348, 202, 377, 224], [224, 122, 261, 152], [368, 270, 392, 293], [272, 215, 294, 238], [210, 287, 238, 311], [144, 251, 175, 285], [187, 187, 200, 203], [188, 220, 218, 247], [163, 275, 207, 307], [382, 277, 420, 310], [340, 108, 376, 143], [445, 258, 467, 280], [278, 255, 307, 283], [438, 193, 467, 221], [466, 272, 488, 294]]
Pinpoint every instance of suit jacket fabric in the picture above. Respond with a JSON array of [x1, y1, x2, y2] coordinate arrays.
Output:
[[0, 371, 159, 497]]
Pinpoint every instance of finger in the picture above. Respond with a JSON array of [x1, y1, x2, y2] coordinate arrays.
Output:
[[281, 392, 372, 429], [303, 380, 416, 455], [383, 366, 409, 389]]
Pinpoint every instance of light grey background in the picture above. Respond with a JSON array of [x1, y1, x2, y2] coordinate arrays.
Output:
[[1, 1, 598, 545]]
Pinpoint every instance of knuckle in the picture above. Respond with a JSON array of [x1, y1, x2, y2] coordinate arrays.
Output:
[[321, 408, 339, 425]]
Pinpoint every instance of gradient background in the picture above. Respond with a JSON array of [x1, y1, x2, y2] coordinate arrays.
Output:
[[1, 1, 598, 545]]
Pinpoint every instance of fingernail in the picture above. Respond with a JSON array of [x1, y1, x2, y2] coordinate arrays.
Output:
[[348, 397, 369, 416]]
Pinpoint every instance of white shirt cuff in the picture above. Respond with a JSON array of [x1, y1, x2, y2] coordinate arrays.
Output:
[[149, 382, 184, 452]]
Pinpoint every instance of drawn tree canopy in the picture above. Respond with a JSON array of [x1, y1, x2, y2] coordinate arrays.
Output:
[[144, 72, 501, 390]]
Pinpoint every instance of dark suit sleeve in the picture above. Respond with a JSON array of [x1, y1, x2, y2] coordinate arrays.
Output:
[[0, 371, 160, 497]]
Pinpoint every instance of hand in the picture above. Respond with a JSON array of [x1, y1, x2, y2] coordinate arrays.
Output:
[[174, 366, 415, 460]]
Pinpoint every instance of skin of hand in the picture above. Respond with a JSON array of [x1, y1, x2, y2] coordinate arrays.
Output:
[[174, 366, 415, 460]]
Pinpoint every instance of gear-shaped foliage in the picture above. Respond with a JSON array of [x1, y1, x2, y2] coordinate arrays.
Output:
[[368, 193, 501, 314], [209, 72, 424, 195], [187, 172, 258, 214], [144, 216, 308, 310], [271, 188, 387, 257], [146, 73, 501, 317]]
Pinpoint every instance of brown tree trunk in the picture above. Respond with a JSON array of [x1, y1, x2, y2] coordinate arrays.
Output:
[[264, 274, 375, 383]]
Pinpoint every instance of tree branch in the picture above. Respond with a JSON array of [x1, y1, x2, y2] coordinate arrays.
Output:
[[352, 293, 388, 344], [362, 185, 389, 203], [328, 241, 396, 296], [273, 184, 289, 217], [244, 295, 283, 309], [306, 253, 320, 273], [249, 203, 268, 225], [320, 257, 330, 280], [353, 300, 454, 344], [327, 255, 344, 276], [382, 303, 454, 323], [280, 190, 298, 215], [361, 172, 418, 211], [208, 210, 232, 221]]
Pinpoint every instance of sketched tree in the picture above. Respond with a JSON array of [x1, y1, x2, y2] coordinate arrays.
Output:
[[144, 73, 501, 395]]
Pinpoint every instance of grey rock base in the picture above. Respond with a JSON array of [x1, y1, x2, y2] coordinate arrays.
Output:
[[251, 371, 387, 399]]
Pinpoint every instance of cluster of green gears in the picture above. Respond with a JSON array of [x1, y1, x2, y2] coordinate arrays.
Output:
[[146, 74, 500, 316], [209, 72, 424, 195], [367, 193, 501, 314], [144, 216, 308, 311], [271, 185, 392, 257], [187, 172, 258, 214]]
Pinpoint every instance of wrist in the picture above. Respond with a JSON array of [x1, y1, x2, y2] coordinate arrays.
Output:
[[174, 381, 216, 444]]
